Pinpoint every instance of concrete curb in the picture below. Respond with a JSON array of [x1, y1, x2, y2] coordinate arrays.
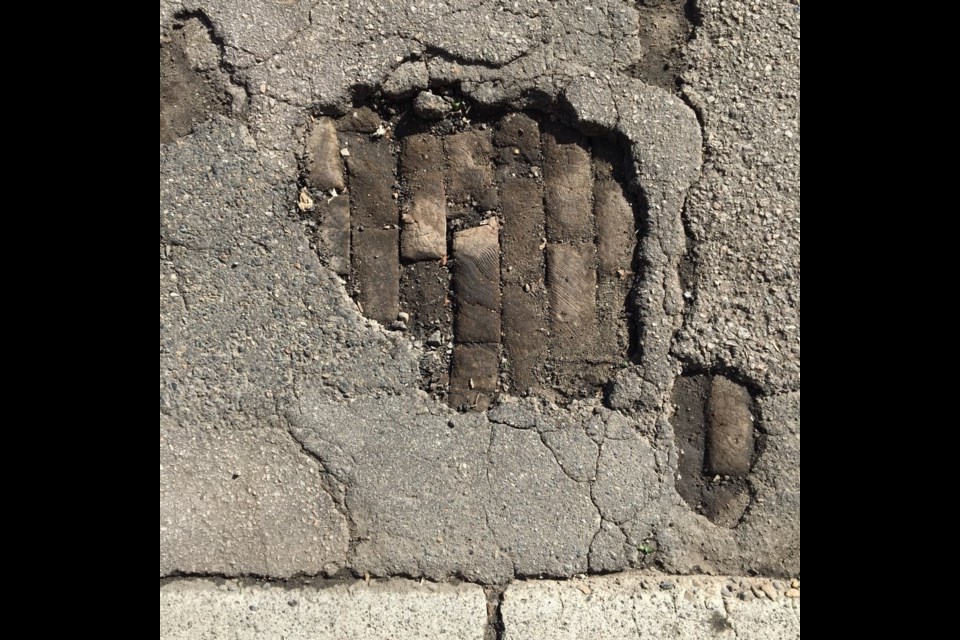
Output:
[[160, 578, 487, 640], [160, 574, 799, 639], [503, 574, 799, 640]]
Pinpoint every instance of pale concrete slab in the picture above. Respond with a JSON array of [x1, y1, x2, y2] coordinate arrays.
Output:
[[502, 574, 800, 640], [159, 578, 487, 640]]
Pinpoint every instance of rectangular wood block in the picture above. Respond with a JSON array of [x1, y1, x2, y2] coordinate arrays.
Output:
[[499, 175, 546, 394], [544, 126, 593, 242], [452, 220, 501, 344], [502, 288, 545, 394], [317, 194, 350, 276], [499, 176, 544, 285], [706, 377, 755, 477], [402, 133, 445, 174], [400, 261, 451, 331], [449, 343, 499, 411], [593, 179, 636, 276], [546, 242, 597, 338], [595, 278, 630, 363], [445, 131, 498, 211], [591, 137, 626, 181], [304, 117, 345, 192], [401, 170, 446, 261], [494, 113, 541, 164], [352, 228, 400, 324], [346, 136, 397, 227]]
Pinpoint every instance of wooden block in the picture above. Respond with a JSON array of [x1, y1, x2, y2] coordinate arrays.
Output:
[[452, 220, 501, 344], [346, 136, 397, 227], [706, 377, 755, 476], [544, 125, 593, 242], [449, 343, 498, 411], [401, 170, 446, 261], [445, 131, 498, 211], [304, 118, 345, 192], [494, 113, 541, 163], [317, 194, 350, 276], [545, 242, 597, 336], [594, 179, 636, 276], [352, 228, 400, 324]]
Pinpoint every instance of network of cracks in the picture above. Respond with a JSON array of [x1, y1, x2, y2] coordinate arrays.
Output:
[[298, 95, 758, 527]]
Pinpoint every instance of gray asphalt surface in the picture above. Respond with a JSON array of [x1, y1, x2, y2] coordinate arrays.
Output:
[[160, 0, 799, 589]]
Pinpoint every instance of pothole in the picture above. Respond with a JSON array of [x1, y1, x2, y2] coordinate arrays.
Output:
[[159, 16, 245, 143], [629, 0, 696, 91], [300, 93, 646, 410], [670, 374, 758, 527]]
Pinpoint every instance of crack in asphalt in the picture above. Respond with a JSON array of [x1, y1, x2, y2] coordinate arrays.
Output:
[[160, 0, 798, 587]]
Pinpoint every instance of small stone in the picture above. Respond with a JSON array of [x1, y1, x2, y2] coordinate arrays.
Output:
[[659, 581, 674, 591], [414, 91, 452, 120], [721, 585, 735, 597], [336, 107, 382, 133], [790, 579, 800, 589], [427, 331, 443, 347], [398, 311, 410, 323], [738, 590, 754, 602], [339, 148, 350, 157], [772, 581, 785, 591], [297, 188, 314, 212], [389, 320, 407, 331], [761, 583, 779, 600], [751, 586, 765, 599], [785, 588, 800, 598]]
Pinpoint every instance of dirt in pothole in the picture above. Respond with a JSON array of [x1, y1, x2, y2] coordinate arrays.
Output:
[[629, 0, 696, 91], [160, 17, 235, 143], [671, 374, 760, 527], [298, 94, 646, 410]]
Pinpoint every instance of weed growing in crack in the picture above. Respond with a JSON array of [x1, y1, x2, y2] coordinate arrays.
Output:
[[637, 542, 656, 555]]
